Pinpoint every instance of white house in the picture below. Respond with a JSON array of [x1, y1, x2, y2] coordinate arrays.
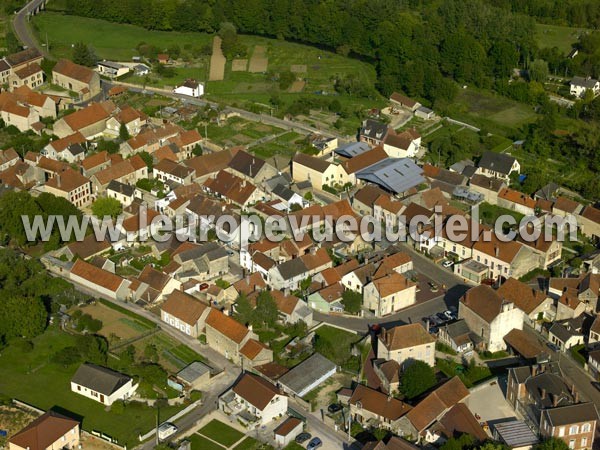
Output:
[[219, 372, 287, 426], [459, 284, 524, 352], [570, 76, 600, 98], [71, 363, 137, 406], [97, 61, 130, 78], [173, 79, 204, 97]]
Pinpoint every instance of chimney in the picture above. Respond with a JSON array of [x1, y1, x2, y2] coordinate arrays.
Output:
[[575, 391, 580, 403], [532, 365, 537, 376], [495, 246, 499, 257], [571, 384, 576, 395], [541, 388, 546, 400], [552, 393, 559, 408], [247, 324, 253, 332]]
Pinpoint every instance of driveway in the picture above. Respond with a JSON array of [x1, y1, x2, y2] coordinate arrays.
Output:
[[462, 377, 518, 426]]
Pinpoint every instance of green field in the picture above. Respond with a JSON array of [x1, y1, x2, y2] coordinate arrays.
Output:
[[535, 23, 588, 54], [32, 13, 212, 60], [444, 87, 538, 134], [199, 420, 245, 447], [189, 434, 226, 450], [0, 327, 185, 447]]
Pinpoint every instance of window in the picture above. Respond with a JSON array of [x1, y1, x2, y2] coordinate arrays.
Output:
[[570, 426, 579, 435], [559, 427, 566, 437], [569, 440, 575, 449], [581, 438, 588, 448], [582, 423, 591, 433]]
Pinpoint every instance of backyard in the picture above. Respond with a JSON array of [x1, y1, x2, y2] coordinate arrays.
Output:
[[0, 326, 187, 447], [535, 23, 589, 54], [187, 419, 265, 450]]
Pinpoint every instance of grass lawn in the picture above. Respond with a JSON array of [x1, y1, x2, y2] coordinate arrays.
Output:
[[535, 23, 588, 54], [32, 12, 212, 60], [130, 331, 204, 372], [0, 326, 184, 447], [233, 437, 262, 450], [189, 434, 225, 450], [478, 202, 525, 227], [314, 325, 363, 371], [199, 420, 245, 447], [445, 88, 538, 135]]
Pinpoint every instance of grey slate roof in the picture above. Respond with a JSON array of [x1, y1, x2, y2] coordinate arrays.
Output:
[[229, 150, 266, 179], [276, 257, 308, 280], [571, 76, 598, 89], [524, 371, 573, 409], [66, 143, 86, 157], [549, 322, 582, 343], [272, 184, 297, 202], [543, 403, 599, 427], [177, 361, 211, 384], [356, 158, 424, 194], [443, 319, 471, 339], [278, 353, 337, 395], [107, 180, 135, 197], [71, 363, 131, 395], [360, 119, 389, 141], [478, 151, 516, 175], [335, 141, 371, 158], [494, 420, 539, 447]]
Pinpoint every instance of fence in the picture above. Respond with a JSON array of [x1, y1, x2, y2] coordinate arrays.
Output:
[[138, 398, 202, 442]]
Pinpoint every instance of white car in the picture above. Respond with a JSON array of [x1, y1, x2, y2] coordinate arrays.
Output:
[[158, 422, 178, 440], [442, 260, 454, 268]]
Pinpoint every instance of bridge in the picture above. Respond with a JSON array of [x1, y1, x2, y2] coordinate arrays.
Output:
[[12, 0, 49, 56]]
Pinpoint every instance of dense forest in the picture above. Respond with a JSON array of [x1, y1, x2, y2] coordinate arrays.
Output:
[[491, 0, 600, 28]]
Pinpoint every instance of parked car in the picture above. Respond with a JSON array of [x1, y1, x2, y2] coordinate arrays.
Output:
[[428, 281, 439, 292], [546, 342, 560, 352], [328, 403, 342, 413], [307, 438, 323, 450], [443, 310, 454, 320], [592, 382, 600, 392], [429, 315, 442, 325], [436, 312, 448, 322], [442, 260, 454, 268], [199, 283, 209, 291], [429, 326, 439, 334], [295, 433, 311, 444]]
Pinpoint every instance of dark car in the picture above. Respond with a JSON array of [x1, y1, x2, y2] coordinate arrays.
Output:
[[429, 326, 439, 334], [307, 438, 323, 450], [295, 433, 311, 444], [436, 312, 448, 322], [328, 403, 342, 413], [546, 342, 560, 352], [429, 315, 442, 325], [592, 382, 600, 392]]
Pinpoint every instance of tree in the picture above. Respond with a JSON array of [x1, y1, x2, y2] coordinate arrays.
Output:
[[253, 291, 279, 327], [528, 59, 549, 82], [0, 296, 47, 340], [234, 294, 254, 326], [278, 70, 296, 90], [138, 151, 153, 171], [119, 122, 130, 141], [341, 290, 362, 314], [399, 360, 436, 399], [92, 197, 123, 219], [5, 30, 20, 54], [72, 42, 97, 67], [144, 344, 159, 363], [533, 439, 569, 450]]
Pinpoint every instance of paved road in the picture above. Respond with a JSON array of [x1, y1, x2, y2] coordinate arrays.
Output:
[[117, 82, 348, 140], [12, 0, 48, 56]]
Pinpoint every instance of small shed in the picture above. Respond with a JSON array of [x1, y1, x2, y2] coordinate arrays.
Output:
[[176, 361, 211, 390], [274, 417, 303, 447]]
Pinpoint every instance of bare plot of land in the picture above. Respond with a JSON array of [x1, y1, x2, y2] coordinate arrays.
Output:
[[289, 80, 305, 93], [231, 134, 253, 144], [248, 45, 268, 73], [290, 64, 307, 73], [209, 36, 226, 81], [77, 303, 150, 340], [231, 59, 247, 71], [0, 406, 38, 444]]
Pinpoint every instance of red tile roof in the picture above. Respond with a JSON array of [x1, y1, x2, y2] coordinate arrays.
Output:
[[205, 309, 250, 344]]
